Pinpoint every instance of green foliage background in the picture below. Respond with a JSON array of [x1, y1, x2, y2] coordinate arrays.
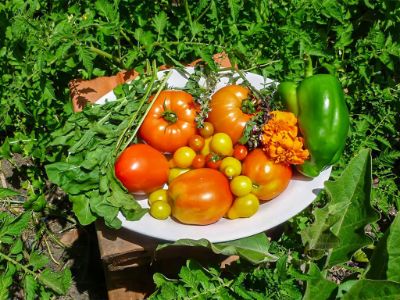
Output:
[[0, 0, 399, 298]]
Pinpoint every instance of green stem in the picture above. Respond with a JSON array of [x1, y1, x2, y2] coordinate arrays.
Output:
[[184, 0, 194, 30], [121, 69, 173, 151], [89, 46, 125, 69], [162, 111, 178, 124], [0, 251, 36, 277], [304, 54, 313, 78]]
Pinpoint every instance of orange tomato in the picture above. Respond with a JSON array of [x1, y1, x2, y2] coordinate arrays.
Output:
[[207, 85, 253, 144], [242, 149, 292, 201], [139, 90, 197, 153], [168, 168, 233, 225]]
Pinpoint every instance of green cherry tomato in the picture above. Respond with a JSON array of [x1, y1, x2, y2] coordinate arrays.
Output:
[[230, 175, 253, 197], [219, 157, 242, 177], [150, 200, 171, 220], [227, 194, 259, 219], [173, 146, 196, 168], [210, 133, 233, 156], [148, 189, 168, 205]]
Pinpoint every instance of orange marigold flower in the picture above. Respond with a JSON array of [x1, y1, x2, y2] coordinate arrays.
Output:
[[261, 111, 309, 165]]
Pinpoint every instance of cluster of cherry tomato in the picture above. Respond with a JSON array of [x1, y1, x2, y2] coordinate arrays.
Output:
[[115, 87, 293, 226], [148, 121, 262, 221]]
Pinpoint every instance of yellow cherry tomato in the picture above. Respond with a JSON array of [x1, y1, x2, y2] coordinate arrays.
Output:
[[219, 157, 242, 177], [150, 200, 171, 220], [148, 189, 168, 205], [199, 122, 214, 138], [173, 146, 196, 168], [227, 194, 259, 219], [230, 175, 253, 196], [168, 168, 190, 183], [200, 136, 212, 156], [210, 133, 233, 156]]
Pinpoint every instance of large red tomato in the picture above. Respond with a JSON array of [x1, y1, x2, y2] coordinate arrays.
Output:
[[139, 90, 197, 153], [114, 144, 169, 194], [207, 85, 253, 144], [168, 168, 233, 225], [242, 149, 292, 201]]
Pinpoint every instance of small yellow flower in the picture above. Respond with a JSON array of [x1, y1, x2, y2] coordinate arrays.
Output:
[[261, 111, 309, 165]]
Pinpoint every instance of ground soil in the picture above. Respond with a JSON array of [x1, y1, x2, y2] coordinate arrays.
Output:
[[1, 157, 108, 299]]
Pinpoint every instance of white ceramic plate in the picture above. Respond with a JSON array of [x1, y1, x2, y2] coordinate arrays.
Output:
[[101, 67, 331, 243]]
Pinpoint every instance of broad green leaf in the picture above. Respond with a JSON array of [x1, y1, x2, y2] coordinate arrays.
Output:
[[157, 233, 277, 264], [0, 263, 16, 300], [29, 252, 49, 271], [39, 269, 72, 295], [342, 279, 400, 300], [24, 275, 37, 300], [0, 188, 19, 199], [366, 213, 400, 282], [10, 239, 23, 255], [301, 149, 379, 267], [0, 212, 30, 241], [303, 263, 337, 300], [153, 11, 168, 35], [69, 195, 96, 225]]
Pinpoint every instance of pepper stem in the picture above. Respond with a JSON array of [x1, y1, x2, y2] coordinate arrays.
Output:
[[163, 110, 178, 124], [304, 54, 313, 78]]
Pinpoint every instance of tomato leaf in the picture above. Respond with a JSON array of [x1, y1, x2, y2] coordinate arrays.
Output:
[[303, 263, 337, 300], [69, 195, 97, 225], [301, 149, 379, 267], [341, 280, 400, 300], [38, 269, 72, 295], [366, 213, 400, 282], [0, 188, 20, 199], [156, 233, 277, 264]]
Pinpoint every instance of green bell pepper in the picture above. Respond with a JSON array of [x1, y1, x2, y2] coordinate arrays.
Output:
[[277, 56, 349, 177]]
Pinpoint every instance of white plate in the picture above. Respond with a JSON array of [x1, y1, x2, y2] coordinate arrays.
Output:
[[105, 67, 331, 243]]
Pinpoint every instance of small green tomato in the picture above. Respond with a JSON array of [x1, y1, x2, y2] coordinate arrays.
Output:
[[150, 200, 171, 220]]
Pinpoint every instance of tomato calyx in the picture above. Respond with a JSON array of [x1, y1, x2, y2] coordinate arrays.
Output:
[[241, 98, 257, 114], [162, 110, 178, 124]]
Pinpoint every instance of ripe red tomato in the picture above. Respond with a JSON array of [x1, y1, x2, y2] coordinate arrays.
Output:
[[188, 135, 205, 152], [242, 149, 292, 201], [233, 144, 248, 161], [192, 154, 206, 169], [205, 153, 222, 169], [139, 90, 198, 153], [207, 85, 253, 144], [168, 168, 233, 225], [114, 144, 169, 194]]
